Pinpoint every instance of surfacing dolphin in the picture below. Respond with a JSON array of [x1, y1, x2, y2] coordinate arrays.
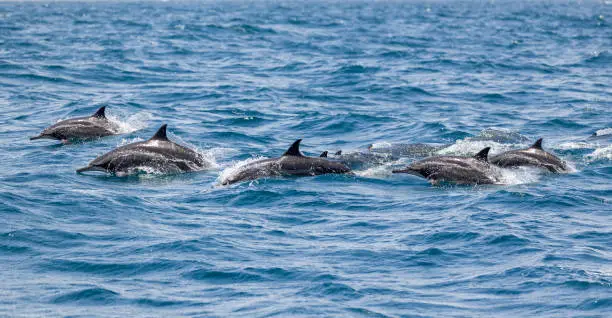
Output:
[[489, 138, 568, 173], [392, 147, 500, 185], [319, 149, 392, 170], [221, 139, 351, 185], [368, 142, 450, 158], [30, 106, 118, 142], [77, 124, 210, 175]]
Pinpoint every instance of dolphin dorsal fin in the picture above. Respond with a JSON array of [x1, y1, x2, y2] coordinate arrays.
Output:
[[530, 138, 543, 150], [93, 106, 106, 118], [474, 147, 490, 162], [150, 124, 169, 141], [320, 151, 328, 158], [335, 150, 342, 156], [283, 139, 303, 157]]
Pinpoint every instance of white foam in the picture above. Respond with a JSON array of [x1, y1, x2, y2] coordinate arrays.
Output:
[[556, 141, 595, 150], [368, 141, 393, 150], [116, 166, 161, 177], [196, 147, 237, 165], [165, 133, 219, 170], [435, 139, 515, 156], [594, 128, 612, 137], [117, 137, 145, 147], [564, 161, 579, 173], [496, 166, 542, 185], [355, 162, 395, 178], [586, 145, 612, 161], [107, 111, 153, 134], [216, 156, 268, 186]]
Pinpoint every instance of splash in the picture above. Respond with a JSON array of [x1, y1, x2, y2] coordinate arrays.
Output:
[[117, 137, 145, 147], [355, 162, 395, 178], [586, 145, 612, 162], [368, 141, 393, 150], [435, 139, 515, 157], [115, 166, 163, 177], [556, 141, 596, 150], [107, 111, 153, 134], [216, 156, 268, 186], [473, 128, 529, 143], [593, 127, 612, 137], [164, 133, 219, 170], [496, 166, 542, 185]]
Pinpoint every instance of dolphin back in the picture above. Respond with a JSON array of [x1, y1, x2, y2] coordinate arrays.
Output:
[[489, 138, 567, 173]]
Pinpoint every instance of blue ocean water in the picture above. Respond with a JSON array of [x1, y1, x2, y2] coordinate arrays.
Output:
[[1, 0, 611, 316]]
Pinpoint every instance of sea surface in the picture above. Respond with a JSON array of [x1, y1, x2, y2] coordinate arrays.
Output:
[[1, 1, 611, 317]]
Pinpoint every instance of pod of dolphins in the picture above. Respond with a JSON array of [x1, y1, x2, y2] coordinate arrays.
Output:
[[31, 106, 569, 186]]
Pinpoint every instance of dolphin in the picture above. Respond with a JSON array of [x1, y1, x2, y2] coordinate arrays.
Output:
[[489, 138, 568, 173], [319, 149, 393, 170], [368, 142, 450, 158], [30, 106, 118, 142], [392, 147, 499, 185], [469, 128, 530, 144], [221, 139, 351, 185], [76, 124, 209, 175]]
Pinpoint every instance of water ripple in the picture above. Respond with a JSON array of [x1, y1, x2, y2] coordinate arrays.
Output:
[[1, 1, 610, 317]]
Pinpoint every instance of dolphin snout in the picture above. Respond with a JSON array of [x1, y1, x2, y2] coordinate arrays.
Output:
[[30, 134, 47, 140], [76, 166, 92, 173], [76, 165, 106, 173]]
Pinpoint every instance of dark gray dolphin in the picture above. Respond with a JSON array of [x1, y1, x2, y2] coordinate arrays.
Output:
[[221, 139, 351, 185], [30, 106, 118, 142], [489, 138, 568, 173], [392, 147, 499, 185], [76, 124, 209, 175]]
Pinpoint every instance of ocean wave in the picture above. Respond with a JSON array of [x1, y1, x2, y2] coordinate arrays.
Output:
[[51, 287, 120, 305], [40, 259, 186, 276], [583, 50, 612, 65], [586, 145, 612, 161], [3, 1, 611, 317]]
